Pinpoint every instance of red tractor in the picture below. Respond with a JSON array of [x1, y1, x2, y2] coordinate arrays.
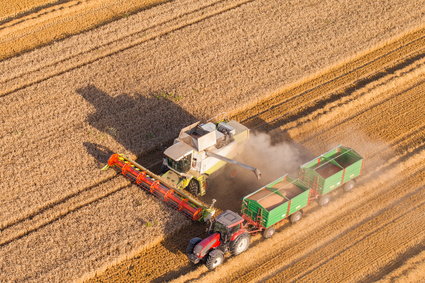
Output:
[[186, 210, 251, 270]]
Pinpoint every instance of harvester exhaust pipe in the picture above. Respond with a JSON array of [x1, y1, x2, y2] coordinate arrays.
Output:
[[205, 151, 261, 180]]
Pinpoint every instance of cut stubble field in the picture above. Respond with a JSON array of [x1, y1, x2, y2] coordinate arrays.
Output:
[[0, 0, 425, 282]]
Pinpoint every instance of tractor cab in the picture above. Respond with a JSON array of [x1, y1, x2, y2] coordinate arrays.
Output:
[[211, 210, 244, 243]]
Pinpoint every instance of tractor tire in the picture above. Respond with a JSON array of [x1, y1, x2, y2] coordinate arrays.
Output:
[[230, 233, 250, 256], [318, 195, 331, 206], [187, 179, 201, 196], [289, 211, 303, 223], [343, 180, 356, 192], [205, 249, 224, 270], [186, 237, 202, 255], [262, 227, 275, 239]]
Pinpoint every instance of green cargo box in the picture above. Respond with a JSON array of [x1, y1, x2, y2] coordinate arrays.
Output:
[[241, 175, 310, 228], [299, 146, 363, 195]]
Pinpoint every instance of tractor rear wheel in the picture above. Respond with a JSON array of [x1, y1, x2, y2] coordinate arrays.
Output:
[[289, 211, 303, 223], [263, 227, 275, 239], [187, 179, 200, 196], [186, 237, 202, 255], [318, 195, 331, 206], [343, 180, 356, 192], [230, 233, 250, 256], [206, 249, 224, 270]]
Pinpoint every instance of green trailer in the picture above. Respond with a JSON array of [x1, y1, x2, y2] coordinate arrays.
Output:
[[241, 175, 310, 238], [299, 145, 363, 205]]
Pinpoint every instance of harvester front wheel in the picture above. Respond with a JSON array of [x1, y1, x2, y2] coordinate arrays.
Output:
[[206, 249, 224, 270], [230, 233, 250, 256], [187, 179, 201, 196], [263, 227, 275, 239]]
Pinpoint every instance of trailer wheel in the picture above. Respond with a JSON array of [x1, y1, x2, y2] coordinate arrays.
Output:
[[289, 211, 303, 223], [343, 181, 356, 192], [263, 227, 275, 239], [186, 237, 202, 255], [318, 195, 331, 206], [187, 179, 200, 196], [230, 233, 250, 256], [206, 249, 224, 270]]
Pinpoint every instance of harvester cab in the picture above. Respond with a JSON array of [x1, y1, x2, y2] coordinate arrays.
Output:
[[160, 120, 261, 196], [186, 210, 251, 270]]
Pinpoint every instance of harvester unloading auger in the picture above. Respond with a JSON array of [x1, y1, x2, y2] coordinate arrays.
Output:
[[103, 120, 261, 222]]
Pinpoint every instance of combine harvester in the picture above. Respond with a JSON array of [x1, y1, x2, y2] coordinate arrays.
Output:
[[186, 146, 364, 269], [104, 120, 261, 221]]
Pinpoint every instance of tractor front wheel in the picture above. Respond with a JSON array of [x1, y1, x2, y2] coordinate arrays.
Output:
[[187, 179, 201, 196], [206, 249, 224, 270], [230, 233, 250, 256]]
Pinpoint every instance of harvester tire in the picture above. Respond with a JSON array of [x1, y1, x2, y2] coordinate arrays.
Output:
[[206, 249, 224, 270], [187, 179, 201, 196], [318, 195, 331, 206], [230, 233, 250, 256], [263, 227, 275, 239], [343, 180, 356, 192], [289, 211, 303, 223], [186, 237, 202, 255]]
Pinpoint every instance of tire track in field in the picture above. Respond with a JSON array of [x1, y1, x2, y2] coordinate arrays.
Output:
[[237, 43, 425, 133], [0, 0, 255, 98], [0, 0, 86, 33], [235, 27, 425, 125], [268, 190, 425, 282]]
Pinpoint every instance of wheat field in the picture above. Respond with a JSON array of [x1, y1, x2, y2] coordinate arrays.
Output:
[[1, 0, 424, 281]]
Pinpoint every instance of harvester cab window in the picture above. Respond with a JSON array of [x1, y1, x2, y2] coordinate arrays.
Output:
[[167, 154, 192, 173]]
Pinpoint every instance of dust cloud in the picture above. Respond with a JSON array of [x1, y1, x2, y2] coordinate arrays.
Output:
[[203, 132, 304, 211]]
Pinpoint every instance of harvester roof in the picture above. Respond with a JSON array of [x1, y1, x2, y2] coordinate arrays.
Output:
[[164, 142, 193, 161]]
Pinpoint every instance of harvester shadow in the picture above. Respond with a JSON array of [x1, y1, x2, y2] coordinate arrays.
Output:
[[77, 84, 197, 159]]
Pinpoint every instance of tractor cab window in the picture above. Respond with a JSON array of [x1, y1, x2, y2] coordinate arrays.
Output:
[[166, 154, 192, 173], [212, 221, 228, 236]]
